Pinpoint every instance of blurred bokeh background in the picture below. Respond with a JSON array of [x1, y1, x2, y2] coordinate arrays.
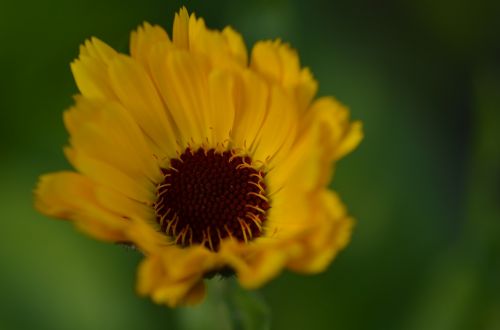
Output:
[[1, 0, 499, 329]]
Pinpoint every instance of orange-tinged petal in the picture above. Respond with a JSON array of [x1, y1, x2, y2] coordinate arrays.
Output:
[[179, 280, 207, 306], [287, 190, 354, 273], [34, 172, 130, 242], [137, 247, 216, 307], [234, 248, 289, 289], [137, 255, 164, 296]]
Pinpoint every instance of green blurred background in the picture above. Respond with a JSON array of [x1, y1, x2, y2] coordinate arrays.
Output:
[[1, 0, 499, 329]]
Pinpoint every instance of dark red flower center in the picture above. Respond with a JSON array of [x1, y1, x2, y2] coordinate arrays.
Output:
[[154, 148, 270, 251]]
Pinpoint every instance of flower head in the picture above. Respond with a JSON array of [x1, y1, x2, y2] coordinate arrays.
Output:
[[35, 7, 362, 307]]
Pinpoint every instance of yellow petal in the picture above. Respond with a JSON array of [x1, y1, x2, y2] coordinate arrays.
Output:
[[161, 246, 215, 280], [251, 41, 284, 84], [187, 12, 207, 50], [71, 38, 118, 99], [208, 70, 235, 144], [250, 40, 303, 88], [121, 217, 170, 254], [152, 277, 204, 307], [187, 16, 247, 71], [235, 248, 288, 289], [34, 172, 130, 242], [222, 26, 248, 66], [269, 96, 363, 193], [151, 49, 210, 147], [64, 96, 162, 183], [251, 40, 317, 111], [35, 7, 363, 309], [251, 85, 298, 166], [179, 280, 206, 306], [137, 247, 215, 307], [216, 240, 297, 289], [107, 54, 179, 158], [65, 147, 155, 203], [287, 190, 354, 273], [266, 123, 322, 194], [71, 55, 115, 99], [335, 121, 363, 160], [172, 7, 190, 49], [296, 67, 318, 112], [130, 22, 171, 70], [307, 97, 363, 161], [263, 182, 315, 239], [136, 255, 164, 296], [79, 37, 118, 63], [35, 172, 93, 218], [94, 187, 154, 221], [231, 69, 269, 150]]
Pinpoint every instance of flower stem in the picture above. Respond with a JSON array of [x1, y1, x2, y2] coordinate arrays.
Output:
[[177, 279, 271, 330]]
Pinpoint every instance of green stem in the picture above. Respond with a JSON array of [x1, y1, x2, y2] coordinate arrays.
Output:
[[177, 278, 271, 330]]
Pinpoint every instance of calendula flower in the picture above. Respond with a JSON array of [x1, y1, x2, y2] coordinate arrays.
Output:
[[34, 7, 362, 307]]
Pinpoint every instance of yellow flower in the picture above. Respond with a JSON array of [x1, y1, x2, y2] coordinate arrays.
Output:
[[34, 7, 362, 307]]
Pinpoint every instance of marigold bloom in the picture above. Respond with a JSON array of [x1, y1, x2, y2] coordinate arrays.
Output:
[[34, 7, 362, 307]]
